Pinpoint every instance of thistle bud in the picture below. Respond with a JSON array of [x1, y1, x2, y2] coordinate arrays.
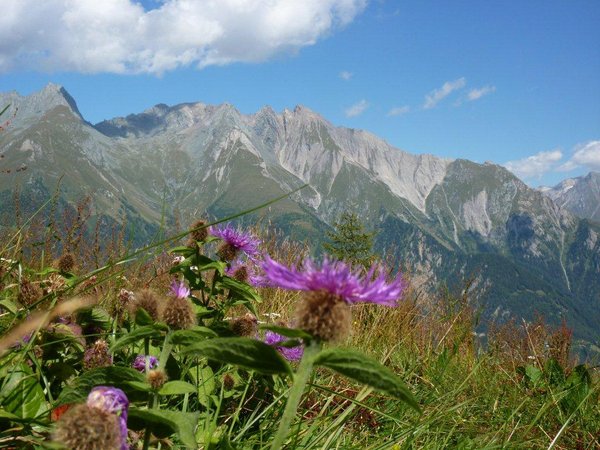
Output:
[[187, 219, 208, 248], [129, 289, 163, 322], [147, 369, 168, 391], [162, 296, 196, 330], [83, 339, 113, 370], [295, 290, 351, 342], [56, 252, 76, 273], [53, 404, 123, 450], [223, 374, 235, 391], [216, 242, 239, 262], [230, 313, 258, 337], [18, 280, 42, 307]]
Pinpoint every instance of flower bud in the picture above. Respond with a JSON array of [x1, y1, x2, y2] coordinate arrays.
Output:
[[230, 313, 258, 337], [147, 369, 168, 391], [53, 404, 122, 450], [162, 296, 195, 330], [83, 339, 113, 370]]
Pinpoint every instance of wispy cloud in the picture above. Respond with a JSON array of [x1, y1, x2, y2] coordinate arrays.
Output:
[[559, 141, 600, 172], [467, 85, 496, 101], [503, 150, 563, 180], [423, 77, 466, 109], [339, 70, 353, 81], [345, 99, 369, 117], [0, 0, 367, 75], [387, 105, 410, 116]]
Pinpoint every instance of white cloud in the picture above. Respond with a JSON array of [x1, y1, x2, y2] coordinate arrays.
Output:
[[467, 85, 496, 101], [423, 77, 466, 109], [569, 140, 600, 171], [339, 70, 353, 80], [0, 0, 367, 75], [387, 105, 410, 116], [345, 99, 369, 117], [503, 149, 563, 180]]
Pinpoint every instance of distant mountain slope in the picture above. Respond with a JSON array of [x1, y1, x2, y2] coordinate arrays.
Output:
[[540, 172, 600, 223], [1, 84, 598, 350]]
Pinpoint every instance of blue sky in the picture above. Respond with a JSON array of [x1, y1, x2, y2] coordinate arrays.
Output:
[[1, 0, 599, 187]]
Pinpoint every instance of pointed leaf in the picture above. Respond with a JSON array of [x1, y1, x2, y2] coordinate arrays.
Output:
[[260, 325, 312, 340], [111, 325, 165, 353], [181, 337, 291, 375], [314, 348, 421, 413], [128, 408, 199, 449], [169, 327, 217, 346], [159, 381, 197, 395], [0, 364, 47, 419]]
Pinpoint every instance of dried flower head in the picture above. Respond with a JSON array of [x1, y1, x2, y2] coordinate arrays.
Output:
[[223, 373, 235, 391], [86, 386, 129, 450], [56, 252, 76, 273], [129, 289, 163, 322], [225, 260, 270, 287], [118, 289, 135, 306], [83, 339, 113, 370], [230, 313, 258, 337], [264, 330, 304, 361], [132, 355, 158, 372], [18, 279, 42, 307], [187, 219, 209, 247], [212, 224, 261, 261], [42, 273, 67, 296], [53, 404, 122, 450], [261, 257, 405, 342], [147, 369, 168, 390], [162, 287, 195, 330]]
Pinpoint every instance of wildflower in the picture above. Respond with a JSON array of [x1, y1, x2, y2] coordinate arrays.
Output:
[[261, 257, 405, 342], [264, 330, 304, 362], [118, 288, 135, 305], [170, 279, 190, 299], [83, 339, 113, 370], [230, 313, 258, 337], [87, 386, 129, 450], [172, 255, 185, 266], [163, 280, 195, 329], [147, 369, 168, 390], [132, 354, 158, 372], [211, 224, 261, 261]]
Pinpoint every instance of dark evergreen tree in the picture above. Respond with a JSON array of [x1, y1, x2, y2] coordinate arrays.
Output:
[[323, 212, 375, 270]]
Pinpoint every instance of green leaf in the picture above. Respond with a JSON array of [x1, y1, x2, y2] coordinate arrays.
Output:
[[0, 299, 19, 315], [0, 364, 47, 419], [314, 349, 421, 413], [525, 365, 543, 385], [56, 367, 146, 406], [159, 381, 197, 395], [181, 337, 291, 375], [218, 277, 261, 304], [134, 308, 154, 326], [128, 408, 199, 449], [110, 325, 165, 353], [189, 365, 215, 407], [260, 325, 312, 340], [169, 327, 218, 346]]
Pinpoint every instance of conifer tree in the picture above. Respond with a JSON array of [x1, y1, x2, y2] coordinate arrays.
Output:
[[323, 212, 375, 270]]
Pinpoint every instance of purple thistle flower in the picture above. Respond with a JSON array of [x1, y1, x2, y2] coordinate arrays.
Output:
[[87, 386, 129, 450], [264, 330, 304, 362], [132, 354, 158, 372], [261, 256, 405, 306], [170, 279, 190, 299], [211, 224, 261, 259]]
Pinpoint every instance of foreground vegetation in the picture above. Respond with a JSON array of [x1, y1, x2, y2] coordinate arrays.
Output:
[[0, 199, 598, 449]]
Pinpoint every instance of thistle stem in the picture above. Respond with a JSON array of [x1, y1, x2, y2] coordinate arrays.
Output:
[[270, 340, 321, 450]]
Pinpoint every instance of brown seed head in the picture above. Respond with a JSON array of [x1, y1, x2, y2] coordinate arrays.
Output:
[[230, 313, 258, 337], [18, 280, 42, 307], [53, 404, 121, 450], [162, 296, 196, 330], [147, 369, 168, 390], [56, 253, 76, 273], [232, 265, 248, 283], [190, 219, 208, 243], [129, 289, 163, 322], [295, 290, 352, 342]]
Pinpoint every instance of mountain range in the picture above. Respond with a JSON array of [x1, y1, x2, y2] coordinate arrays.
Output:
[[1, 84, 598, 353]]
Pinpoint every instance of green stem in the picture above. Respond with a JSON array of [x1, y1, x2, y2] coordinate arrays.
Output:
[[158, 331, 173, 369], [270, 340, 321, 450]]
